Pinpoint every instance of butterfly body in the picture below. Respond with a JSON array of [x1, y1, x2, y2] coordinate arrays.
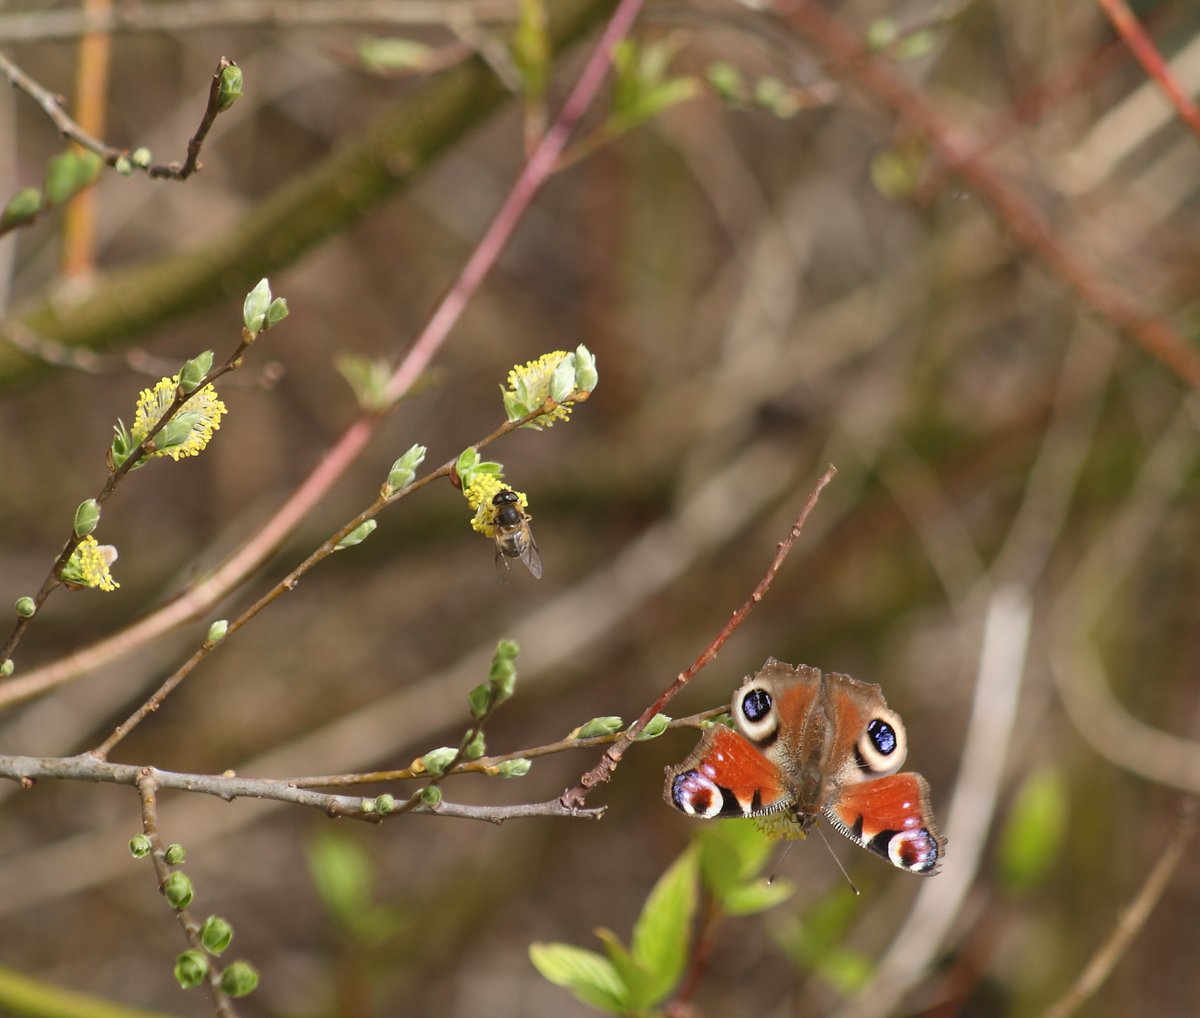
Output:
[[665, 659, 945, 875]]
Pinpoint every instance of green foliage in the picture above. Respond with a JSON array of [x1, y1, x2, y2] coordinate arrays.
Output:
[[73, 499, 100, 538], [631, 713, 670, 741], [774, 888, 872, 995], [200, 915, 234, 955], [358, 37, 436, 74], [385, 443, 427, 495], [162, 871, 194, 910], [455, 447, 503, 488], [215, 64, 243, 112], [335, 519, 377, 550], [218, 960, 259, 997], [531, 848, 699, 1016], [610, 39, 699, 133], [173, 949, 208, 989], [513, 0, 550, 102], [305, 829, 404, 946], [572, 715, 624, 739], [177, 350, 214, 394], [999, 765, 1069, 893], [1, 186, 42, 229], [43, 150, 101, 206], [696, 821, 794, 917]]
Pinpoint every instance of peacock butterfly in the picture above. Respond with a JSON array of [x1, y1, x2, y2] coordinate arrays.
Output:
[[664, 659, 945, 874]]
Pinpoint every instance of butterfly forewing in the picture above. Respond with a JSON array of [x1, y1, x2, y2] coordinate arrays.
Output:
[[665, 725, 793, 818]]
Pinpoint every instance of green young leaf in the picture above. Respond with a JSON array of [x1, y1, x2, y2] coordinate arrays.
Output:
[[512, 0, 549, 101], [216, 64, 244, 111], [1, 187, 43, 229], [999, 765, 1068, 894], [335, 353, 393, 412], [358, 36, 435, 73], [243, 278, 272, 335], [219, 960, 259, 998], [593, 928, 646, 1007], [698, 819, 774, 901], [174, 949, 208, 989], [632, 713, 670, 741], [73, 499, 100, 538], [529, 942, 629, 1015], [572, 716, 624, 739], [720, 877, 795, 917], [200, 915, 234, 955], [305, 829, 374, 929], [43, 150, 101, 206], [628, 846, 699, 1007]]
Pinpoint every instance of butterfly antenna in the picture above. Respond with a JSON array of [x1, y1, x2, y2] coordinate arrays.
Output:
[[816, 825, 860, 895], [766, 840, 797, 885]]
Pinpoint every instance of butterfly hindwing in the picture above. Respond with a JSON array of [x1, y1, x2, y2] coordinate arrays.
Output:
[[823, 772, 945, 874], [664, 725, 793, 818]]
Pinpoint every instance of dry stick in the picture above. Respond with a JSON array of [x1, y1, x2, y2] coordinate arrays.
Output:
[[0, 51, 235, 183], [777, 0, 1200, 391], [136, 770, 241, 1018], [1043, 800, 1197, 1018], [0, 0, 641, 712], [0, 0, 521, 43], [1, 754, 604, 824], [1093, 0, 1200, 141], [560, 464, 838, 809]]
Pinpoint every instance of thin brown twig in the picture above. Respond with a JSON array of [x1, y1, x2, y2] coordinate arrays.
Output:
[[1042, 800, 1197, 1018], [0, 0, 638, 711], [289, 708, 728, 788], [136, 770, 241, 1018], [88, 397, 583, 759], [1092, 0, 1200, 142], [0, 52, 237, 197], [775, 0, 1200, 390], [0, 755, 605, 824], [560, 463, 838, 809], [0, 328, 257, 670]]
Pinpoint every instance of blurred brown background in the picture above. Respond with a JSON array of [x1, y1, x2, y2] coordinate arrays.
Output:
[[1, 1, 1198, 1016]]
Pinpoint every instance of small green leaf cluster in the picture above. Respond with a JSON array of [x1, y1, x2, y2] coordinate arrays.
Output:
[[610, 40, 700, 134], [531, 824, 793, 1014], [455, 447, 503, 491], [335, 353, 394, 412], [469, 639, 519, 719], [305, 829, 406, 946], [704, 62, 810, 119], [384, 443, 427, 496], [243, 278, 289, 339]]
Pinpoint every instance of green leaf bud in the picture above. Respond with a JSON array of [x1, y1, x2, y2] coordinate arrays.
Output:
[[14, 596, 36, 619], [335, 519, 377, 550], [633, 713, 671, 741], [216, 64, 244, 112], [73, 499, 100, 538], [418, 747, 457, 777], [455, 447, 480, 484], [0, 659, 13, 677], [243, 278, 271, 336], [462, 731, 485, 760], [43, 150, 101, 206], [164, 843, 186, 865], [419, 785, 442, 806], [163, 870, 194, 910], [200, 915, 234, 955], [495, 639, 520, 660], [375, 794, 396, 815], [467, 682, 493, 720], [173, 950, 208, 989], [129, 834, 153, 858], [206, 619, 228, 644], [219, 960, 259, 998], [114, 155, 133, 176], [2, 187, 43, 229], [549, 356, 576, 404], [866, 17, 899, 51], [705, 61, 745, 103], [385, 443, 426, 494], [178, 350, 214, 394], [360, 797, 377, 814], [573, 344, 598, 392], [572, 716, 624, 739], [265, 297, 289, 327], [496, 758, 531, 778], [131, 147, 152, 168]]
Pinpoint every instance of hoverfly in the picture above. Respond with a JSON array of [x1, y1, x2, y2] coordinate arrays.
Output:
[[491, 490, 542, 581]]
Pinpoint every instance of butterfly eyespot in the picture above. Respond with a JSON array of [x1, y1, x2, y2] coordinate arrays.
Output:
[[867, 719, 897, 755], [734, 684, 778, 744], [855, 708, 907, 774]]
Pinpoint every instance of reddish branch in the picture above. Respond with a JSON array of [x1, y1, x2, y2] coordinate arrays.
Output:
[[776, 0, 1200, 391], [560, 465, 838, 808], [1093, 0, 1200, 141]]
